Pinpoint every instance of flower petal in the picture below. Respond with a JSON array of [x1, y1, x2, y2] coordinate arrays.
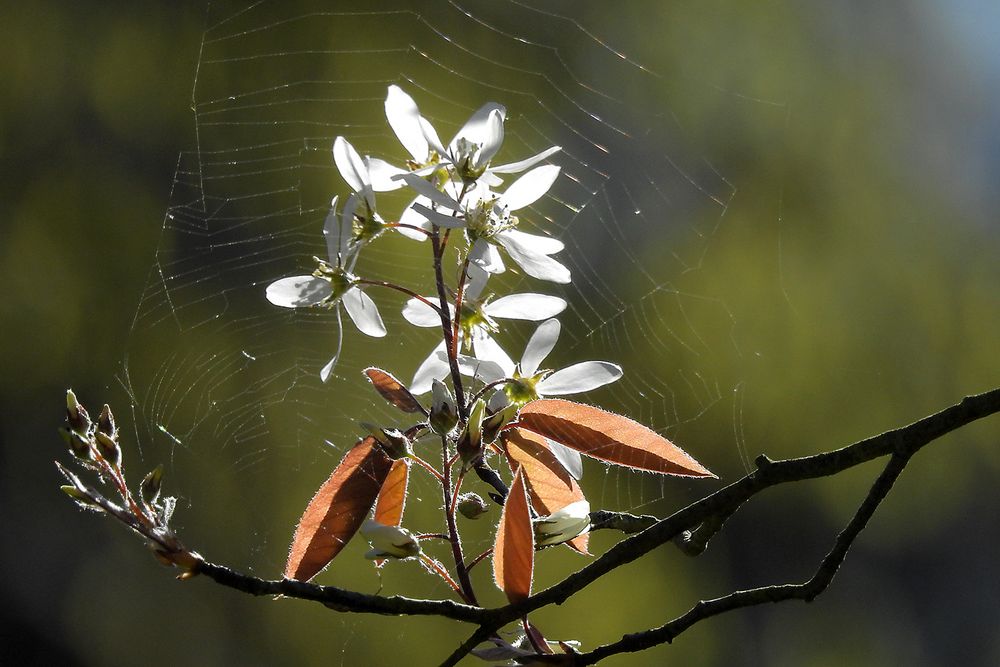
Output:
[[498, 228, 564, 255], [451, 102, 507, 153], [342, 287, 386, 337], [537, 361, 623, 395], [396, 173, 461, 211], [401, 296, 446, 328], [385, 85, 428, 162], [490, 145, 561, 174], [411, 202, 467, 229], [545, 438, 583, 480], [469, 237, 506, 274], [486, 294, 566, 322], [464, 263, 491, 301], [419, 116, 447, 158], [473, 332, 516, 378], [411, 341, 450, 395], [520, 318, 560, 376], [396, 196, 432, 241], [452, 352, 506, 383], [498, 234, 571, 284], [333, 136, 370, 193], [266, 276, 331, 308], [323, 195, 341, 263], [365, 157, 407, 192], [474, 108, 505, 167], [500, 165, 560, 211]]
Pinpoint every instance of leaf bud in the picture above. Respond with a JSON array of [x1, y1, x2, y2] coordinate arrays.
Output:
[[533, 500, 591, 547], [456, 492, 489, 520], [140, 465, 164, 506], [360, 519, 421, 560], [96, 404, 116, 439], [95, 430, 121, 467], [59, 427, 92, 459], [362, 423, 411, 460], [429, 380, 459, 435], [60, 484, 99, 508], [482, 402, 519, 445], [65, 389, 91, 435]]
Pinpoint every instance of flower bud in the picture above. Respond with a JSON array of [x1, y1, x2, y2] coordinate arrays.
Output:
[[533, 500, 591, 547], [140, 465, 164, 506], [60, 485, 99, 508], [456, 398, 486, 466], [361, 423, 411, 460], [456, 492, 489, 520], [359, 519, 421, 560], [95, 430, 121, 467], [59, 427, 92, 459], [97, 404, 116, 439], [66, 389, 91, 435], [429, 380, 458, 435]]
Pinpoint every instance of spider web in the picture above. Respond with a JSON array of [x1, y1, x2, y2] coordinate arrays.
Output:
[[119, 1, 777, 660]]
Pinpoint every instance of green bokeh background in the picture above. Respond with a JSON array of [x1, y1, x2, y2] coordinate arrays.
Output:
[[2, 1, 998, 665]]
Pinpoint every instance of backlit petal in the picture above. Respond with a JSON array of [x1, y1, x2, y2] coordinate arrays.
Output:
[[536, 361, 622, 395], [266, 276, 331, 308], [342, 288, 386, 337], [520, 318, 560, 376]]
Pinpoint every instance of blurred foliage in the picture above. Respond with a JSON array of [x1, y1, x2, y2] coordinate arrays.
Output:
[[2, 1, 998, 666]]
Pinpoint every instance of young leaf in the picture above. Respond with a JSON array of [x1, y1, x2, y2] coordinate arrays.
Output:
[[284, 436, 393, 581], [373, 459, 409, 528], [371, 459, 410, 568], [503, 428, 589, 554], [493, 467, 534, 603], [516, 399, 715, 478], [364, 367, 425, 414]]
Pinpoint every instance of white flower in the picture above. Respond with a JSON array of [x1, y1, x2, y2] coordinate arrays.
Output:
[[407, 167, 571, 284], [533, 500, 591, 547], [385, 85, 561, 184], [265, 195, 386, 382], [402, 266, 566, 394], [359, 520, 421, 560]]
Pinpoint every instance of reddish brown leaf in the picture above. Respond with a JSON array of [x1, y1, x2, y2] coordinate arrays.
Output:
[[493, 467, 534, 603], [284, 436, 393, 581], [503, 428, 590, 555], [516, 399, 715, 478], [373, 459, 409, 527], [364, 367, 424, 414]]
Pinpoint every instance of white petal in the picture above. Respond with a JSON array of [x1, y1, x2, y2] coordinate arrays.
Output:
[[333, 136, 369, 193], [464, 263, 490, 301], [411, 341, 450, 394], [265, 276, 331, 308], [545, 438, 583, 480], [320, 309, 346, 383], [487, 389, 510, 412], [537, 361, 623, 395], [520, 318, 561, 376], [322, 195, 341, 263], [385, 85, 428, 162], [452, 352, 506, 383], [401, 296, 447, 327], [490, 146, 561, 174], [397, 172, 461, 211], [486, 294, 566, 322], [419, 116, 447, 157], [411, 202, 467, 229], [474, 109, 505, 167], [500, 165, 560, 211], [498, 234, 571, 284], [396, 197, 432, 241], [473, 333, 516, 378], [469, 238, 505, 274], [498, 228, 564, 255], [365, 157, 407, 192], [342, 287, 386, 337], [451, 102, 506, 152]]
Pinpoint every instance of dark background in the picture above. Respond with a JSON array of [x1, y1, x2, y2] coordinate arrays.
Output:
[[2, 1, 998, 665]]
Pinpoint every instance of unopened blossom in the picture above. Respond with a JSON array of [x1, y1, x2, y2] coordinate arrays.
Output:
[[533, 500, 591, 547], [359, 520, 421, 560], [265, 195, 386, 381], [402, 266, 566, 394]]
